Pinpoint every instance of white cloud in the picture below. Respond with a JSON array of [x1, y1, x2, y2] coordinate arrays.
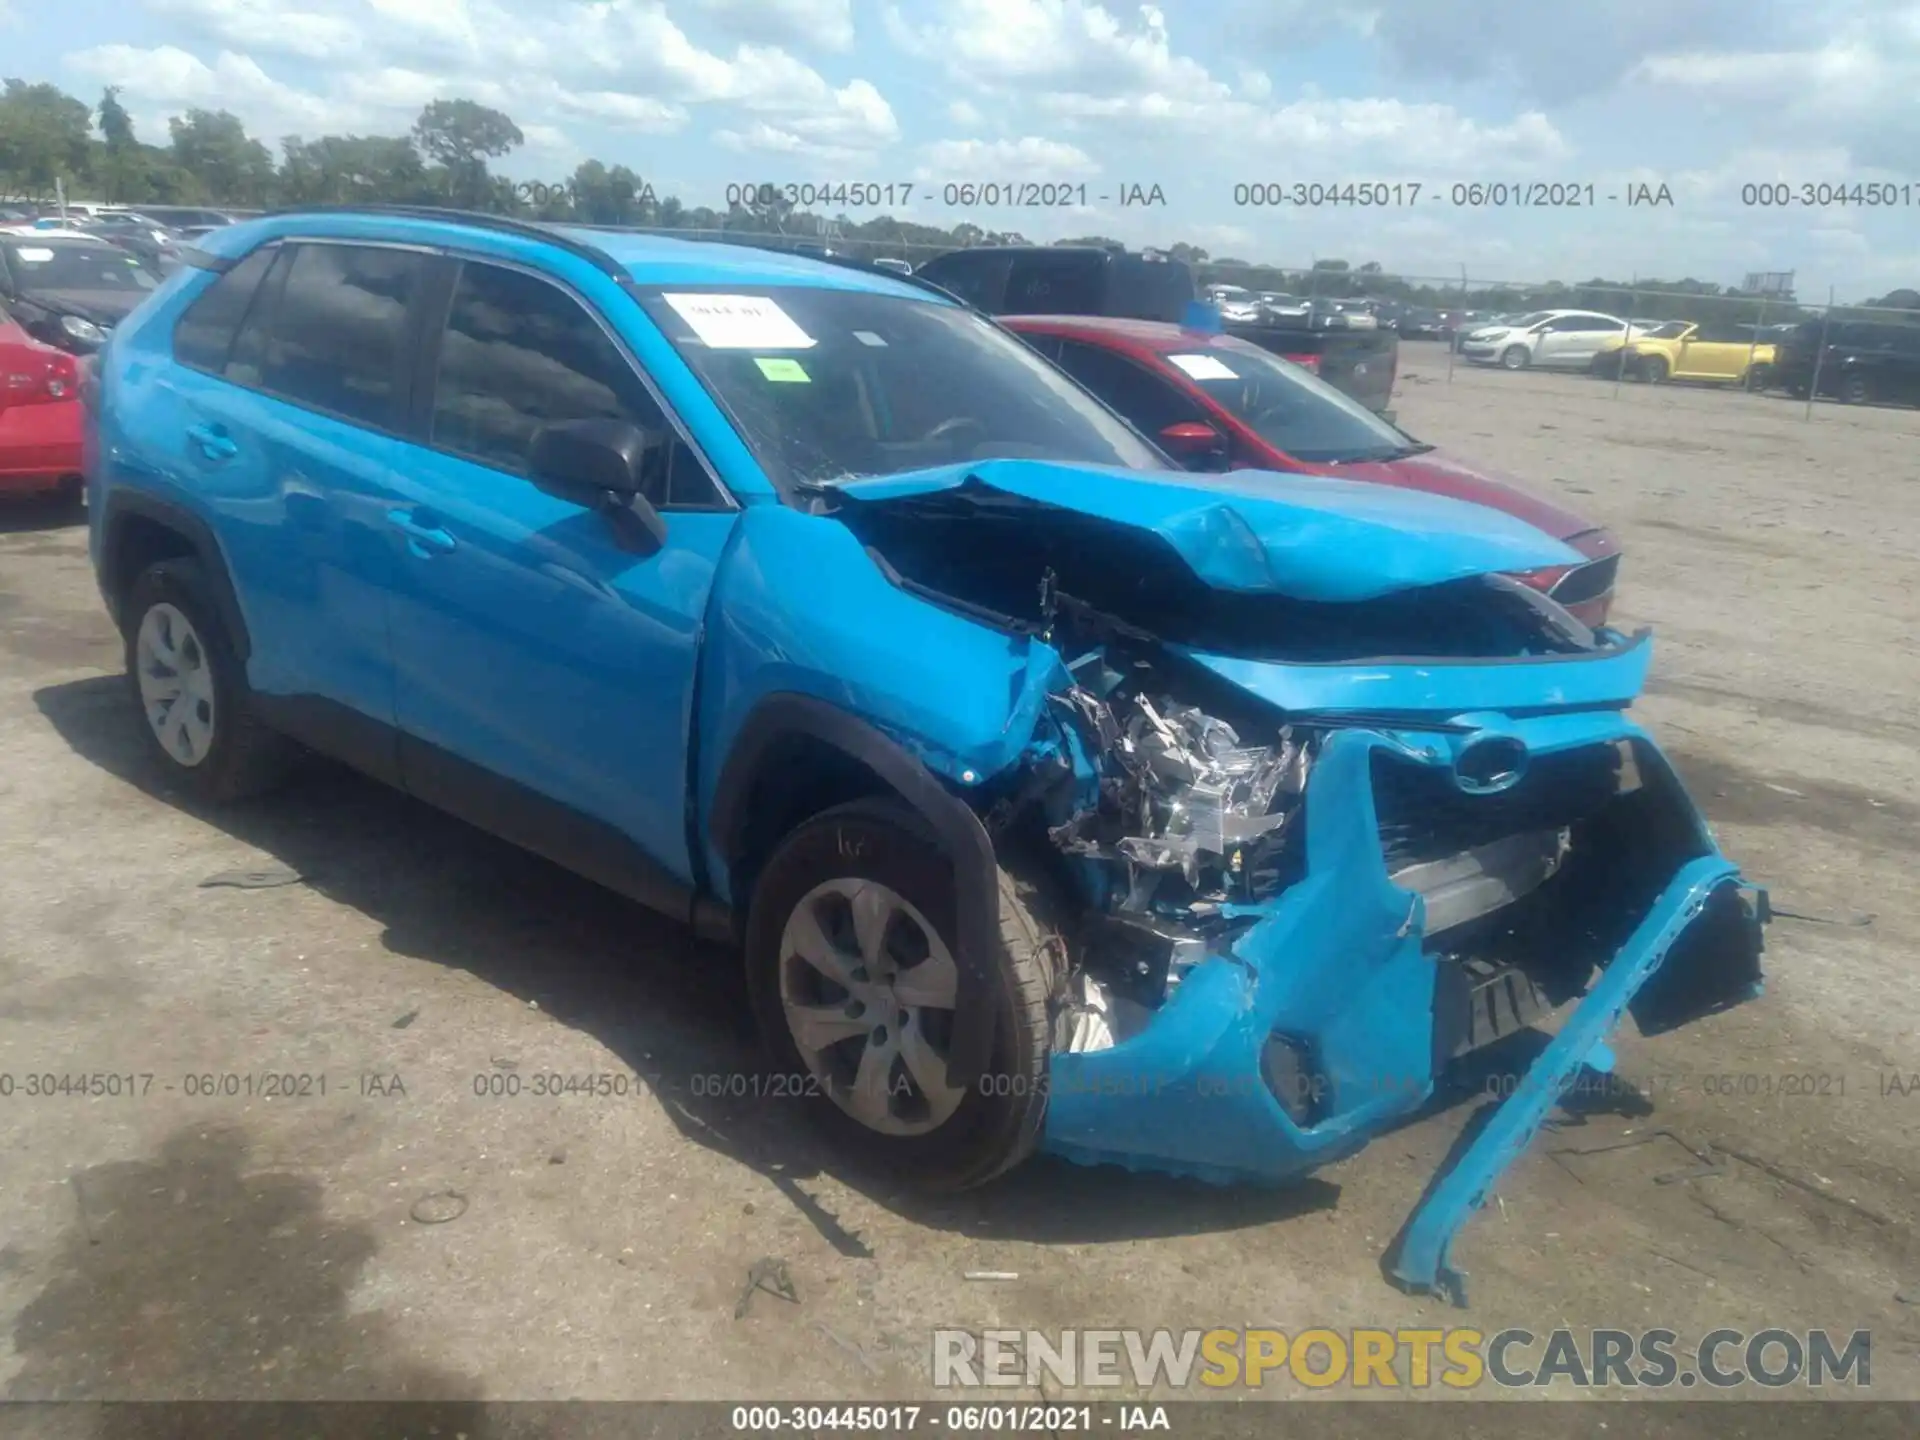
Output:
[[67, 44, 358, 135], [147, 0, 362, 62], [915, 135, 1101, 181], [1226, 0, 1781, 100], [948, 98, 985, 127], [59, 0, 899, 163], [888, 0, 1219, 94], [698, 0, 854, 52], [1627, 6, 1920, 168]]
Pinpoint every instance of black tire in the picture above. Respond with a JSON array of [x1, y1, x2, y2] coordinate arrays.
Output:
[[1499, 344, 1529, 370], [1744, 364, 1772, 391], [53, 475, 86, 517], [1838, 372, 1871, 405], [122, 558, 295, 803], [744, 796, 1059, 1191], [1641, 355, 1669, 383]]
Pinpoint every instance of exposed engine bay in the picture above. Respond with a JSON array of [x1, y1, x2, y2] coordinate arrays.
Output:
[[1022, 664, 1586, 1067]]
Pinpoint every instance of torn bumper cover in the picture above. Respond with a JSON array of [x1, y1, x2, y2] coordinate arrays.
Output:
[[1038, 712, 1766, 1305], [825, 463, 1767, 1302]]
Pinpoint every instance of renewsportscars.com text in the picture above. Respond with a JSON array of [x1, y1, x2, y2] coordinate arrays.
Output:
[[931, 1327, 1871, 1390]]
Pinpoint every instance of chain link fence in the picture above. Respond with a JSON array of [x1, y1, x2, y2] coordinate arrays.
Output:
[[569, 222, 1918, 422]]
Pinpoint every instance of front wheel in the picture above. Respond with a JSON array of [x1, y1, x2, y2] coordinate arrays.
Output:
[[744, 797, 1058, 1191], [1499, 344, 1529, 370], [1838, 372, 1871, 405], [1640, 355, 1670, 383]]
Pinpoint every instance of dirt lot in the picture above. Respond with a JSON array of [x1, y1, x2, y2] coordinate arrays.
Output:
[[2, 346, 1918, 1413]]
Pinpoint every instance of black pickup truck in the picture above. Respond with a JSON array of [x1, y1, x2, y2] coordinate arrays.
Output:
[[912, 245, 1400, 415]]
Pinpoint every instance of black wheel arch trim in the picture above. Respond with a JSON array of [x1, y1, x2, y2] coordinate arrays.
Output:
[[711, 692, 1000, 1090], [98, 489, 252, 663]]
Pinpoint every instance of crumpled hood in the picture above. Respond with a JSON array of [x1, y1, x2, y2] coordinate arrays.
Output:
[[838, 458, 1584, 604]]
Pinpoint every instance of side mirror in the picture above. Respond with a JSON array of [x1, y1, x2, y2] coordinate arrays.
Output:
[[528, 417, 671, 554], [1158, 420, 1229, 471]]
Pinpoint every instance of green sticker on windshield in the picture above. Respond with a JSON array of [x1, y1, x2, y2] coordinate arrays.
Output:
[[755, 357, 811, 383]]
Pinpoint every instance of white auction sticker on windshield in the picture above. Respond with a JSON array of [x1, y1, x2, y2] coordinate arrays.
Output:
[[664, 293, 815, 349], [1167, 353, 1239, 381], [15, 247, 54, 263]]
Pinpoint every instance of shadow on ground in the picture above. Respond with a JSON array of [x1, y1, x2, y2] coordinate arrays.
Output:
[[34, 673, 1346, 1259], [5, 1124, 500, 1434], [0, 493, 85, 536]]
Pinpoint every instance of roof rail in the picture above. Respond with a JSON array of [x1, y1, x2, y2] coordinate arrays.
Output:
[[262, 203, 629, 281]]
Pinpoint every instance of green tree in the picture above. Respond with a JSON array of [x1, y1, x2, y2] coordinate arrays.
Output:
[[0, 79, 94, 199], [411, 98, 523, 206], [280, 134, 428, 205], [168, 109, 275, 203], [95, 87, 136, 202]]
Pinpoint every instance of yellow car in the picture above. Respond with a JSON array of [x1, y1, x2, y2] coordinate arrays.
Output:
[[1590, 321, 1776, 385]]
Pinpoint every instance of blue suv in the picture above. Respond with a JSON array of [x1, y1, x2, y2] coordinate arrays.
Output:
[[87, 208, 1765, 1301]]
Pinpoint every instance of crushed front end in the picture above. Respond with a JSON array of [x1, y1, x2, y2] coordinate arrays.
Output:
[[829, 467, 1768, 1302]]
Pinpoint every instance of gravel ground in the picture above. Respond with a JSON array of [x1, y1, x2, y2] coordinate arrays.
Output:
[[1, 345, 1917, 1413]]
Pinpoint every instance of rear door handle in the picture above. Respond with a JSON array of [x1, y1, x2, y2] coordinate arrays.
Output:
[[187, 422, 237, 461], [386, 507, 457, 556]]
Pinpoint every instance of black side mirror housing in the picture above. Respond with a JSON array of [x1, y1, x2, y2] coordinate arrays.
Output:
[[528, 417, 671, 554]]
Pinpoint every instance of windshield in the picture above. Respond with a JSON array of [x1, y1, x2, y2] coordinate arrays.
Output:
[[638, 286, 1168, 488], [1644, 322, 1691, 339], [1161, 338, 1420, 464], [1506, 311, 1553, 328], [4, 240, 158, 294]]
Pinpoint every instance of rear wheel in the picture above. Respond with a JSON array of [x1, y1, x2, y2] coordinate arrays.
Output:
[[123, 559, 295, 802], [1838, 372, 1871, 405], [1640, 355, 1669, 383], [1499, 345, 1529, 370], [1744, 363, 1772, 391], [744, 797, 1058, 1191]]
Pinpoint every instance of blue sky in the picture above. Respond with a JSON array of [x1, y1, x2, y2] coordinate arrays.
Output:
[[4, 0, 1918, 298]]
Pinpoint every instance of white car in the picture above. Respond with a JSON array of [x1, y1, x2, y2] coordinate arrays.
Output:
[[1204, 284, 1265, 324], [1458, 309, 1652, 370]]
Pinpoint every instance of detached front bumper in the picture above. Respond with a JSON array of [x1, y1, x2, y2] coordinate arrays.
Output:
[[1040, 713, 1766, 1302]]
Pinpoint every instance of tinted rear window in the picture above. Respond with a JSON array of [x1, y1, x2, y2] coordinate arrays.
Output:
[[173, 244, 278, 372], [1002, 253, 1105, 314], [252, 243, 425, 429], [914, 252, 1012, 310]]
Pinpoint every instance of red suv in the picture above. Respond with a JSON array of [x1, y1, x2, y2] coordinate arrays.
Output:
[[1004, 315, 1621, 626], [0, 302, 84, 506]]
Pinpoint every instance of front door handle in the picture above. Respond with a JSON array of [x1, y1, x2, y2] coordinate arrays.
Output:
[[386, 508, 457, 556], [187, 422, 237, 461]]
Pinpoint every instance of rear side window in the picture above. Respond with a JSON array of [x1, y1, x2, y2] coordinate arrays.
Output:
[[1003, 254, 1104, 315], [173, 244, 278, 372], [249, 243, 425, 429], [429, 261, 720, 507]]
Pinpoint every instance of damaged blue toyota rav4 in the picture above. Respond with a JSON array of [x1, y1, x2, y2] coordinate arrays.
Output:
[[86, 208, 1767, 1302]]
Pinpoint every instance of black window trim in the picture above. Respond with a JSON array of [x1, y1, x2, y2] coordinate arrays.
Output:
[[171, 239, 283, 375], [414, 250, 739, 515], [173, 235, 437, 441]]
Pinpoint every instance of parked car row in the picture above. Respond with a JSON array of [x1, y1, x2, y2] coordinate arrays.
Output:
[[79, 207, 1765, 1302]]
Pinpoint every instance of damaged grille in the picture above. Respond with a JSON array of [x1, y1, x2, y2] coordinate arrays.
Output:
[[1373, 744, 1628, 876]]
